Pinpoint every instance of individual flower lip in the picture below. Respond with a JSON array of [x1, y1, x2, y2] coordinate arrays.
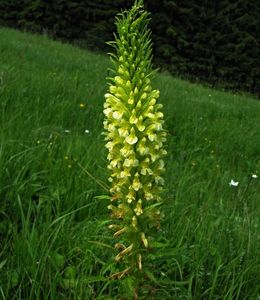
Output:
[[229, 179, 239, 187], [252, 174, 258, 179], [125, 128, 138, 145], [113, 110, 124, 119]]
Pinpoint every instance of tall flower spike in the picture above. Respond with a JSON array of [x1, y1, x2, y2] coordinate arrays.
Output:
[[104, 0, 166, 277]]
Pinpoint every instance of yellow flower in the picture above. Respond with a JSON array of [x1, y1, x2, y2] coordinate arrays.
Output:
[[125, 128, 138, 145], [128, 97, 135, 105], [132, 173, 142, 191], [113, 110, 124, 120], [132, 216, 138, 229], [123, 157, 139, 168], [115, 76, 124, 85], [137, 137, 149, 156], [129, 109, 138, 124], [126, 188, 136, 203], [118, 127, 129, 138], [104, 107, 113, 117], [120, 144, 134, 157], [119, 169, 131, 178], [134, 200, 143, 216]]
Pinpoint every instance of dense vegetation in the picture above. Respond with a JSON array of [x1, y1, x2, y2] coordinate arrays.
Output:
[[0, 28, 260, 299], [0, 0, 259, 96]]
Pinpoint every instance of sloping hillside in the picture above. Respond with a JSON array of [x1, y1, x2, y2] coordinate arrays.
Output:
[[0, 28, 259, 299]]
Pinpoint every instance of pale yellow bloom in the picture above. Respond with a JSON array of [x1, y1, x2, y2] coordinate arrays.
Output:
[[125, 128, 138, 145]]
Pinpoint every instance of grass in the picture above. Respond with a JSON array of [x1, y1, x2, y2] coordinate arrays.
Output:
[[0, 27, 260, 299]]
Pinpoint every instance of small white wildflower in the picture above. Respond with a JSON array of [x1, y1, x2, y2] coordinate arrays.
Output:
[[209, 94, 212, 97], [85, 129, 90, 134], [252, 174, 258, 179], [229, 179, 239, 187], [64, 129, 70, 133]]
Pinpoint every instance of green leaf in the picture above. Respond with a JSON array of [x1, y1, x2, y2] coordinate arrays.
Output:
[[144, 269, 157, 283], [64, 266, 76, 279], [85, 276, 107, 284], [50, 252, 65, 269], [150, 241, 169, 249], [94, 195, 111, 200], [122, 276, 135, 298], [10, 271, 19, 288], [0, 259, 7, 270], [62, 278, 77, 289]]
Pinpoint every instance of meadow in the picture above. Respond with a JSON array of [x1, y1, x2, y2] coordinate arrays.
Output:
[[0, 27, 260, 299]]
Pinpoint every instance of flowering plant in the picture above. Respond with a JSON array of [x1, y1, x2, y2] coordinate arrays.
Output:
[[103, 0, 167, 281]]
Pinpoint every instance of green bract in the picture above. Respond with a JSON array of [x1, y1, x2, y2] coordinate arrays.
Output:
[[103, 0, 166, 275]]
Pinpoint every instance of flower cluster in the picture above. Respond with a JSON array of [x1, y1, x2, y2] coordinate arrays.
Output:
[[103, 0, 166, 273]]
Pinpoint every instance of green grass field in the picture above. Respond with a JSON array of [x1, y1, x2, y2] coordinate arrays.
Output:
[[0, 27, 260, 299]]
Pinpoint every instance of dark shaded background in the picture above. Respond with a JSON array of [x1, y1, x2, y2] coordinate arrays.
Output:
[[1, 0, 259, 96]]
